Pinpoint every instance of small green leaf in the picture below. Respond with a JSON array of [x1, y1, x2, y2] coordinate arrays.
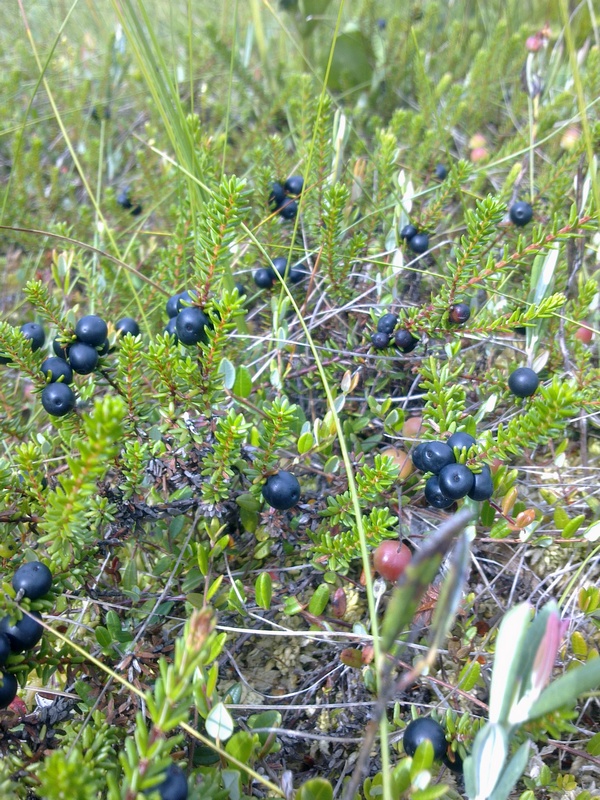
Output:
[[236, 493, 261, 511], [297, 778, 333, 800], [562, 514, 585, 538], [298, 431, 314, 454], [219, 357, 236, 389], [233, 365, 252, 398], [186, 593, 205, 609], [283, 596, 303, 615], [458, 660, 481, 692], [255, 572, 272, 610], [308, 584, 330, 616], [410, 739, 434, 775], [122, 558, 137, 591], [206, 702, 234, 741], [225, 731, 256, 762], [95, 626, 112, 648], [586, 731, 600, 756]]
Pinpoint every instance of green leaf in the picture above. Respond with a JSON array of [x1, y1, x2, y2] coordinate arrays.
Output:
[[122, 558, 138, 591], [410, 738, 434, 775], [297, 778, 333, 800], [488, 602, 533, 724], [529, 658, 600, 719], [233, 365, 252, 398], [488, 741, 530, 800], [327, 30, 373, 93], [95, 627, 112, 649], [225, 731, 256, 763], [219, 357, 236, 389], [458, 660, 481, 692], [205, 702, 234, 741], [298, 431, 314, 454], [586, 731, 600, 756], [255, 572, 272, 610], [247, 710, 281, 746], [308, 584, 330, 616]]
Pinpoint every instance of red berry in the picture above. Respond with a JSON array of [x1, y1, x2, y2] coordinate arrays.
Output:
[[373, 541, 412, 581]]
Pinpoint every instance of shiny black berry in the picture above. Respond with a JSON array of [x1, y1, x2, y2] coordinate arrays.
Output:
[[156, 764, 188, 800], [166, 291, 195, 318], [164, 317, 178, 341], [403, 717, 447, 760], [272, 257, 288, 277], [279, 199, 298, 220], [394, 329, 419, 353], [371, 332, 390, 350], [288, 267, 306, 284], [175, 307, 210, 346], [424, 476, 454, 509], [508, 367, 539, 397], [269, 182, 286, 210], [284, 175, 304, 196], [41, 383, 76, 416], [12, 561, 53, 600], [400, 224, 418, 241], [68, 342, 99, 374], [438, 463, 474, 500], [413, 441, 455, 474], [0, 672, 17, 709], [131, 204, 143, 216], [449, 303, 470, 325], [254, 268, 276, 289], [509, 201, 533, 227], [20, 323, 45, 351], [41, 357, 73, 385], [0, 611, 43, 653], [75, 315, 108, 347], [434, 163, 448, 180], [53, 338, 70, 359], [262, 471, 301, 511], [116, 317, 140, 337], [408, 233, 429, 254], [447, 431, 476, 452], [377, 313, 398, 334], [468, 465, 494, 501]]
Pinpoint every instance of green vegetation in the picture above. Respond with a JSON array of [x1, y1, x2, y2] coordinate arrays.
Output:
[[0, 1, 600, 799]]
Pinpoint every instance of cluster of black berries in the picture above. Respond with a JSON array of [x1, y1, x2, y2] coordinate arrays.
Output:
[[0, 561, 53, 710], [164, 291, 212, 346], [254, 257, 306, 290], [412, 431, 493, 509], [269, 175, 303, 220], [371, 313, 420, 353], [400, 224, 430, 255]]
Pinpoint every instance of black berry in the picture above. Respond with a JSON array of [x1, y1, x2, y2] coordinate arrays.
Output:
[[400, 224, 418, 241], [371, 332, 391, 350], [166, 291, 195, 318], [408, 233, 429, 254], [413, 441, 455, 474], [175, 307, 210, 346], [53, 338, 70, 359], [434, 163, 448, 180], [509, 201, 533, 227], [284, 175, 304, 196], [394, 329, 419, 353], [41, 357, 73, 385], [75, 315, 108, 347], [156, 764, 188, 800], [508, 367, 539, 397], [131, 204, 143, 216], [438, 463, 475, 500], [0, 672, 17, 710], [447, 431, 476, 452], [424, 476, 455, 509], [288, 267, 306, 284], [12, 562, 53, 600], [20, 323, 45, 351], [449, 303, 470, 325], [116, 317, 140, 337], [164, 317, 178, 341], [403, 717, 447, 760], [117, 189, 133, 209], [262, 471, 301, 511], [0, 634, 10, 667], [254, 268, 276, 289], [271, 257, 289, 277], [41, 383, 76, 417], [377, 313, 398, 334], [279, 199, 298, 220], [68, 342, 99, 374], [0, 611, 44, 652], [269, 182, 286, 210], [468, 465, 494, 501]]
